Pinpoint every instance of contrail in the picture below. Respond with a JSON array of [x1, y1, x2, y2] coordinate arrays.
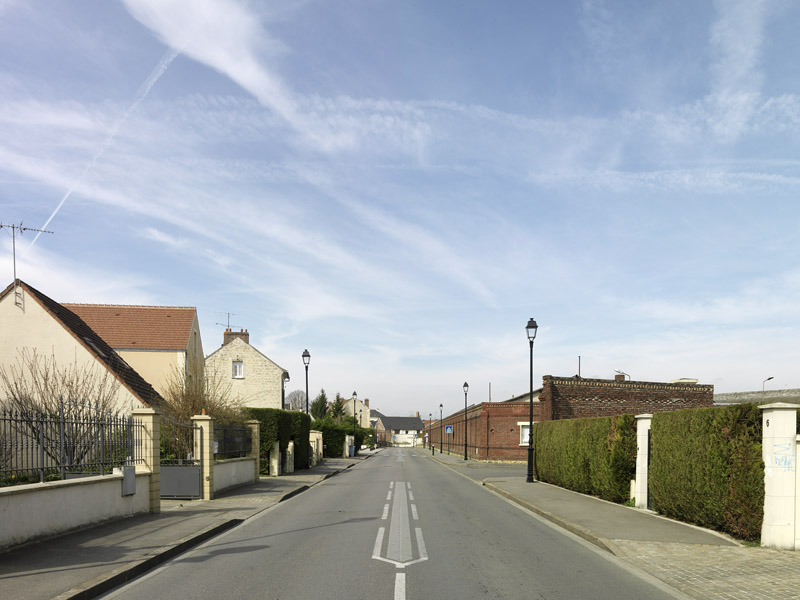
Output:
[[27, 47, 181, 250]]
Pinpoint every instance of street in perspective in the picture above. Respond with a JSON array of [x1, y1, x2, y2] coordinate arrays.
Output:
[[100, 449, 677, 600], [3, 2, 800, 600]]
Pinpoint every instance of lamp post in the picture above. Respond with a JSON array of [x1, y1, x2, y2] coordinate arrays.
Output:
[[763, 376, 774, 393], [352, 391, 357, 455], [428, 413, 432, 450], [463, 382, 469, 461], [526, 317, 538, 483], [302, 349, 311, 414], [439, 403, 443, 456]]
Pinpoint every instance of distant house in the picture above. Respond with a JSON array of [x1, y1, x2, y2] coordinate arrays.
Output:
[[205, 329, 289, 409], [343, 395, 372, 428], [63, 303, 204, 399], [374, 412, 424, 447], [0, 280, 163, 411]]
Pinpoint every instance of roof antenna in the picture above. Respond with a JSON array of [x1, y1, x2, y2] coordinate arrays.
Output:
[[1, 222, 54, 307], [215, 311, 240, 329]]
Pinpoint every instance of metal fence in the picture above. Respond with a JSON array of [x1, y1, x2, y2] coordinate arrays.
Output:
[[214, 424, 251, 459], [0, 400, 143, 487]]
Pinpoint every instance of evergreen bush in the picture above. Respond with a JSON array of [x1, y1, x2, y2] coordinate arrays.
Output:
[[533, 414, 636, 503], [649, 404, 763, 541]]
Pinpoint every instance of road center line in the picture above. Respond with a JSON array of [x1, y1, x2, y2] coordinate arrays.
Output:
[[387, 482, 412, 563], [411, 504, 418, 520], [387, 490, 392, 501], [394, 573, 406, 600], [408, 490, 414, 501], [382, 504, 390, 519]]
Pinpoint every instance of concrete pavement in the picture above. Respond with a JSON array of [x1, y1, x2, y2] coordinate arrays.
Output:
[[428, 449, 800, 600]]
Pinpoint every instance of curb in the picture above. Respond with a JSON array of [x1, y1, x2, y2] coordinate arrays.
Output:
[[481, 481, 615, 554], [54, 519, 242, 600], [57, 466, 355, 600], [427, 454, 614, 555]]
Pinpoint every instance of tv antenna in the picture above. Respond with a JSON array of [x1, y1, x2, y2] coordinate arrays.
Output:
[[215, 312, 240, 329], [0, 222, 54, 306]]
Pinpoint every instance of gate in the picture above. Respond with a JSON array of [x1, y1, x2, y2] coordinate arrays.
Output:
[[160, 415, 202, 499]]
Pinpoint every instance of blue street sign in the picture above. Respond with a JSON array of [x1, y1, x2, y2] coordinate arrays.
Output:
[[445, 425, 453, 434]]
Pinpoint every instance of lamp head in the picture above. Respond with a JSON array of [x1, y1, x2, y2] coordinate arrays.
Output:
[[302, 349, 311, 366], [526, 318, 538, 342], [463, 382, 469, 394]]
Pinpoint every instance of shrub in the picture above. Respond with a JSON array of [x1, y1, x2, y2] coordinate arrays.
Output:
[[534, 414, 636, 503], [247, 408, 311, 474], [649, 404, 763, 541], [312, 417, 367, 457]]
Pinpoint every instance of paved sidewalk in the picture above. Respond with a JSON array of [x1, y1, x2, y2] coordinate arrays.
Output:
[[0, 452, 376, 600], [428, 450, 800, 600]]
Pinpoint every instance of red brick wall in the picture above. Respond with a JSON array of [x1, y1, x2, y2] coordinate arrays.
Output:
[[423, 377, 713, 461], [542, 376, 714, 420]]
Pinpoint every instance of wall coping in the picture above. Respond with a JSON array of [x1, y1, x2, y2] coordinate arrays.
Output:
[[543, 375, 713, 392], [0, 471, 150, 498]]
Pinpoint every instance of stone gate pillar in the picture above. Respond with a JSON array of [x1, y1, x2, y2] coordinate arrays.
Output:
[[634, 414, 652, 510], [760, 403, 798, 549]]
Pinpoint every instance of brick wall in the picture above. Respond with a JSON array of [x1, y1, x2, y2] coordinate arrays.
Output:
[[542, 375, 714, 420]]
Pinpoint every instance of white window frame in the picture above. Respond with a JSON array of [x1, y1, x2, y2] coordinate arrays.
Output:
[[518, 421, 536, 446], [232, 360, 244, 379]]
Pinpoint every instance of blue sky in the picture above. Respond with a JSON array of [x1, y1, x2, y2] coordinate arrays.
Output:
[[1, 0, 798, 417]]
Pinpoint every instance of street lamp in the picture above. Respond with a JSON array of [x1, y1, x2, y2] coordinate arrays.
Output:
[[439, 403, 443, 456], [428, 413, 432, 449], [352, 391, 357, 455], [463, 382, 469, 461], [526, 317, 538, 483], [302, 349, 311, 414], [763, 376, 774, 392]]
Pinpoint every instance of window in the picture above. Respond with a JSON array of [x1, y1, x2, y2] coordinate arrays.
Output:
[[232, 360, 244, 379], [518, 421, 536, 446]]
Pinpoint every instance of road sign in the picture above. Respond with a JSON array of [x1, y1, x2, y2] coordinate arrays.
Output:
[[445, 425, 453, 434]]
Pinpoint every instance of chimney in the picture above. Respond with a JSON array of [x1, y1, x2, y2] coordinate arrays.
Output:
[[223, 328, 250, 346], [614, 374, 625, 382], [416, 411, 420, 418], [364, 398, 370, 408]]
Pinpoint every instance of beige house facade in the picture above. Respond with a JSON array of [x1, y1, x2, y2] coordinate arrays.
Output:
[[63, 304, 204, 398], [0, 280, 163, 412], [205, 329, 289, 409], [343, 395, 372, 428]]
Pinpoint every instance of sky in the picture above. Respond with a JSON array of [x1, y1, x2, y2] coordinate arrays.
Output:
[[1, 0, 798, 419]]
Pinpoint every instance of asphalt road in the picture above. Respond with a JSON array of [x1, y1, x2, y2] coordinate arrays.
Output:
[[102, 448, 678, 600]]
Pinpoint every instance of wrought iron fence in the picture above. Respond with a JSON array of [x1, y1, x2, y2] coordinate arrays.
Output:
[[214, 424, 251, 459], [0, 399, 143, 487]]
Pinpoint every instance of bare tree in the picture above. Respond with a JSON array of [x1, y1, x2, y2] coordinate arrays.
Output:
[[285, 389, 306, 411], [0, 349, 121, 414], [161, 365, 243, 424], [0, 349, 125, 468]]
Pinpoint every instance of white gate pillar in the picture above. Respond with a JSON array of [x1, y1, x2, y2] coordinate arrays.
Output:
[[760, 403, 798, 549], [634, 414, 652, 510]]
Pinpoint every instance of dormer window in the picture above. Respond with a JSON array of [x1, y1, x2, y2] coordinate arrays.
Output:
[[232, 360, 244, 379]]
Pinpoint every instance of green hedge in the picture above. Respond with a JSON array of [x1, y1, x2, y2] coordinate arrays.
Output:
[[312, 417, 367, 458], [534, 414, 636, 503], [247, 408, 311, 475], [649, 404, 763, 541]]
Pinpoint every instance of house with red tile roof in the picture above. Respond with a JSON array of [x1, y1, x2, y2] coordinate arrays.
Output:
[[0, 280, 163, 410], [62, 303, 204, 398]]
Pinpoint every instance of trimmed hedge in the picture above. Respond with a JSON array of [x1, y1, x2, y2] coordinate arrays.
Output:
[[247, 408, 311, 475], [312, 417, 367, 458], [649, 403, 763, 541], [534, 414, 636, 503]]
